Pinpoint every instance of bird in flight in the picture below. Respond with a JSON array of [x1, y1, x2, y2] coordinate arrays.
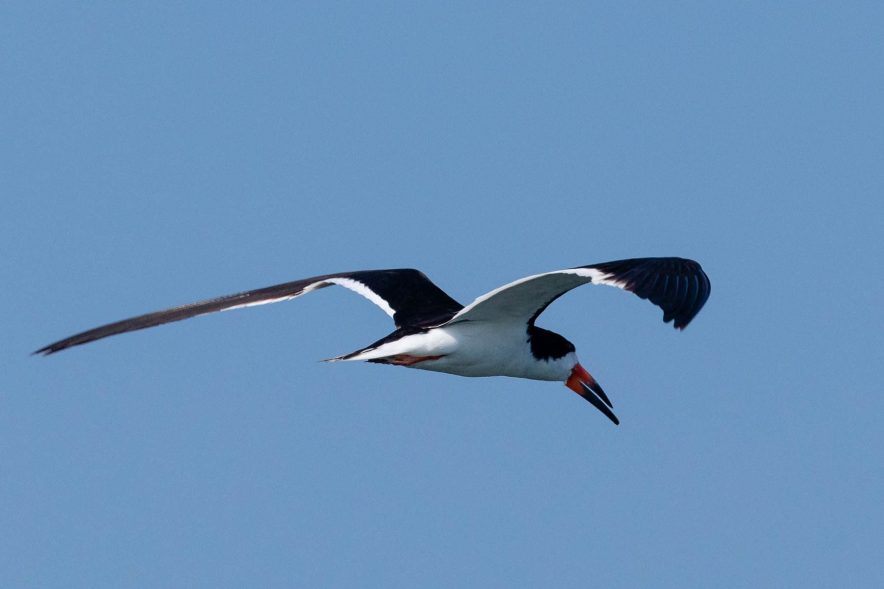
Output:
[[36, 257, 710, 424]]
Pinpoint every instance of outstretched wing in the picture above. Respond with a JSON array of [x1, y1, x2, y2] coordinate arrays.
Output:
[[35, 269, 462, 355], [444, 257, 710, 329]]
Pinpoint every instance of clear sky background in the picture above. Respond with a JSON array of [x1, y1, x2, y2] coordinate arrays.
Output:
[[2, 2, 882, 587]]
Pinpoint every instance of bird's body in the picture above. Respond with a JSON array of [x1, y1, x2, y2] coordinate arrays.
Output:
[[37, 257, 711, 424], [343, 321, 577, 381]]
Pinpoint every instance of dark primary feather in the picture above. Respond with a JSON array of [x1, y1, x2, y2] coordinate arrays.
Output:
[[584, 257, 711, 329], [34, 269, 462, 355]]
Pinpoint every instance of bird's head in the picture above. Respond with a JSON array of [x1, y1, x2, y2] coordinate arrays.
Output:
[[527, 326, 619, 424]]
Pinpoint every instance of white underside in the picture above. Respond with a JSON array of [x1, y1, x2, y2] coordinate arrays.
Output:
[[335, 321, 577, 382]]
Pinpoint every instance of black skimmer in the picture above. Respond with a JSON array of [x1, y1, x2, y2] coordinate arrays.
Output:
[[35, 257, 710, 424]]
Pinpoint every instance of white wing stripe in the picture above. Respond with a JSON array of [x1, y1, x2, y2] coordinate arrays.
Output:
[[325, 278, 396, 318], [560, 267, 629, 289], [219, 277, 396, 317]]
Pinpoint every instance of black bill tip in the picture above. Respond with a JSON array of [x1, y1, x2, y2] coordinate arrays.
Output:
[[580, 382, 620, 425]]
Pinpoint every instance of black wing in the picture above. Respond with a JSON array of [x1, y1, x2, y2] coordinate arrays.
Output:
[[35, 269, 463, 355], [586, 257, 711, 329]]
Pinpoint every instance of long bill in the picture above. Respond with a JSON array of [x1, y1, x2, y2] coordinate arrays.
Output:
[[566, 363, 619, 425]]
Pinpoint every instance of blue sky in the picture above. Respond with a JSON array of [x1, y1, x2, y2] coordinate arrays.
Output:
[[3, 2, 882, 587]]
